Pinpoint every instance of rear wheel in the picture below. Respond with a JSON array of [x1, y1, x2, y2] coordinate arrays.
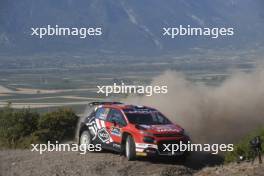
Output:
[[125, 135, 136, 161], [79, 130, 92, 151]]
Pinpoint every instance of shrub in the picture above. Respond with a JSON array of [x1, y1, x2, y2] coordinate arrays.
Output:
[[0, 106, 79, 148], [0, 106, 39, 148], [37, 108, 79, 142], [225, 127, 264, 163]]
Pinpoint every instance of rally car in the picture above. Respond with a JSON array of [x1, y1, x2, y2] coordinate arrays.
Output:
[[78, 102, 190, 160]]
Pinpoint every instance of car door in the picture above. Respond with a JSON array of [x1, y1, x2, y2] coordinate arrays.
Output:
[[93, 107, 113, 147], [105, 108, 127, 151]]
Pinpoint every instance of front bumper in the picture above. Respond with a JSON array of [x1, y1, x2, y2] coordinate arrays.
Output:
[[135, 140, 188, 157]]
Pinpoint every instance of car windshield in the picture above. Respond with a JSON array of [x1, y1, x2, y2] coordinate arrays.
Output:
[[125, 112, 171, 125]]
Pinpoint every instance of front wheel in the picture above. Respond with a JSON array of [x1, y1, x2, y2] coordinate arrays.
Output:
[[125, 135, 136, 161], [79, 130, 92, 151]]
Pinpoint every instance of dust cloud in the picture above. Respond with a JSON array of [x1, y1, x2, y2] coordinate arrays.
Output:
[[124, 68, 264, 143]]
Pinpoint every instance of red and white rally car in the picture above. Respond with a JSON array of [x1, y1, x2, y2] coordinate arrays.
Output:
[[78, 102, 190, 160]]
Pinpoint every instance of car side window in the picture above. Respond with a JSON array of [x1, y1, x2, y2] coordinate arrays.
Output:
[[95, 107, 110, 120], [108, 109, 126, 126]]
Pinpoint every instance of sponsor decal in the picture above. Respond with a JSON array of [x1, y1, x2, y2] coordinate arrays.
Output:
[[156, 128, 179, 132], [87, 117, 113, 143], [113, 143, 121, 149], [126, 109, 156, 114], [154, 126, 180, 132], [111, 127, 121, 137], [98, 128, 111, 143]]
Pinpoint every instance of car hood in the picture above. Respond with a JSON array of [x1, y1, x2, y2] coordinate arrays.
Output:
[[138, 124, 183, 134]]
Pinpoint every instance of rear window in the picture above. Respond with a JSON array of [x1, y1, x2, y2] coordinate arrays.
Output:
[[125, 112, 171, 125]]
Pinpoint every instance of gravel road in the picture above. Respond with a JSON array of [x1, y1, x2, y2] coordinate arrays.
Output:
[[1, 150, 261, 176]]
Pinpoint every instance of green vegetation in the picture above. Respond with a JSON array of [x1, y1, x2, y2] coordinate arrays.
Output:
[[225, 128, 264, 163], [0, 104, 79, 149], [37, 108, 78, 142]]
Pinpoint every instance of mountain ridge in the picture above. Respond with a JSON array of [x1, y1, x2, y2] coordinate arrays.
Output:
[[0, 0, 263, 55]]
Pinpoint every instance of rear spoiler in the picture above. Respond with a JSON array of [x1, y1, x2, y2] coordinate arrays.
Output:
[[88, 101, 123, 106]]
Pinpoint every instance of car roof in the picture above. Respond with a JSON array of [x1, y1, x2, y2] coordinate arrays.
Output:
[[102, 104, 157, 112], [88, 102, 157, 112]]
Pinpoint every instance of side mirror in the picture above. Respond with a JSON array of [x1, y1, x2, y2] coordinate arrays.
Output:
[[113, 120, 117, 126]]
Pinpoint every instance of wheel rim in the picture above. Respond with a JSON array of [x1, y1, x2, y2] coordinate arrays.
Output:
[[126, 139, 130, 157], [80, 133, 90, 146]]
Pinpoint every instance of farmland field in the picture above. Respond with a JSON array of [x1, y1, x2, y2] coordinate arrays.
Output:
[[0, 48, 261, 114]]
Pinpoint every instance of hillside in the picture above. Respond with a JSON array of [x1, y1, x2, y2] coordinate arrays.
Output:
[[1, 0, 264, 55]]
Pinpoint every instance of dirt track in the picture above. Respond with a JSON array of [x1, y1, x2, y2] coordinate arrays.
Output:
[[0, 150, 219, 176], [0, 150, 194, 176], [0, 150, 263, 176]]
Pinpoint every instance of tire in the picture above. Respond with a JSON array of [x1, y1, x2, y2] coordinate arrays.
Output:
[[79, 130, 92, 151], [125, 135, 136, 161]]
